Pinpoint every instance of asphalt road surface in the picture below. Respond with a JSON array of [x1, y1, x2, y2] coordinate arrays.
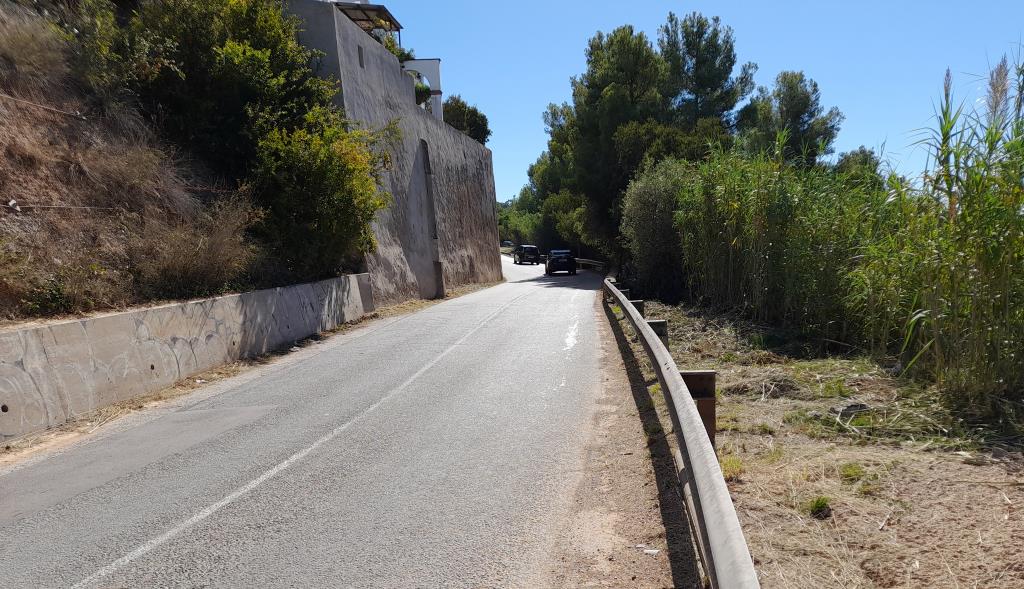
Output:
[[0, 256, 604, 588]]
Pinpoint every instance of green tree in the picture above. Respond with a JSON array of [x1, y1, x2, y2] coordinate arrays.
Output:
[[836, 146, 880, 174], [496, 190, 542, 246], [571, 25, 667, 255], [542, 190, 586, 252], [658, 11, 756, 129], [252, 110, 395, 278], [835, 146, 884, 189], [613, 116, 732, 173], [443, 94, 491, 144], [737, 70, 844, 165]]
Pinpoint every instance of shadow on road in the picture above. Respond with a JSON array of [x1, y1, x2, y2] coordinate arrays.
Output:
[[511, 271, 603, 291], [602, 300, 703, 588]]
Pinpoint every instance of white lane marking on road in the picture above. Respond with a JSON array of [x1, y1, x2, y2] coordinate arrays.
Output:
[[562, 291, 582, 351], [563, 320, 579, 351], [72, 290, 532, 589]]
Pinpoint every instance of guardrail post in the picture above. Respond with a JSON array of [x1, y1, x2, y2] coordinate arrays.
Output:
[[629, 300, 645, 317], [681, 370, 717, 448], [647, 319, 668, 348]]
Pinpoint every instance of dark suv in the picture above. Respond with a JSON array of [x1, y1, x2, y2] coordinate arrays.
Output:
[[545, 249, 577, 275], [512, 245, 541, 265]]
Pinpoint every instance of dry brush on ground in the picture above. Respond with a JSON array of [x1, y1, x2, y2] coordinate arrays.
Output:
[[0, 2, 257, 320], [611, 300, 1024, 588]]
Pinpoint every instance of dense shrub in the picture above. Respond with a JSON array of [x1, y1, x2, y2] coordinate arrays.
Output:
[[252, 110, 395, 278], [620, 159, 687, 302], [118, 0, 338, 176], [669, 148, 881, 338]]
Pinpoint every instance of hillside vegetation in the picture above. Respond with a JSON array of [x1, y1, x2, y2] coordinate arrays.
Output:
[[515, 9, 1023, 431], [0, 0, 394, 321]]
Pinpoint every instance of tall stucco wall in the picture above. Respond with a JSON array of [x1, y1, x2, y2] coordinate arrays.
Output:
[[0, 274, 373, 441], [288, 0, 502, 304]]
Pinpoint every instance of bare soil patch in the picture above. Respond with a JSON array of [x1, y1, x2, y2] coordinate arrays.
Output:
[[628, 301, 1024, 589]]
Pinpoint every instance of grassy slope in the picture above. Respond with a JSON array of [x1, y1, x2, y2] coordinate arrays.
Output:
[[0, 3, 251, 321]]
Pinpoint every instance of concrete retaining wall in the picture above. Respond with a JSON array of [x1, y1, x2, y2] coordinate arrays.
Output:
[[0, 274, 374, 441], [288, 0, 502, 304]]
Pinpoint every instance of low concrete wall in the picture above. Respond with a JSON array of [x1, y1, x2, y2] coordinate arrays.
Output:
[[0, 274, 374, 441]]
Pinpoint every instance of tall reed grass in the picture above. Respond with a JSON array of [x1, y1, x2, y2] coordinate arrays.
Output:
[[624, 57, 1024, 427], [853, 60, 1024, 424]]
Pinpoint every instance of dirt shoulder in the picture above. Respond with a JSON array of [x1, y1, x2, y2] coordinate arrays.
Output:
[[627, 301, 1024, 589], [545, 296, 701, 588]]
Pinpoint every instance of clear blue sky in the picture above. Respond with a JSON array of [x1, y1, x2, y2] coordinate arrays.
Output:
[[385, 1, 1024, 201]]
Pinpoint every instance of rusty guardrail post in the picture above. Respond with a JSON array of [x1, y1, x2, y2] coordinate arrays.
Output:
[[681, 370, 717, 448], [647, 319, 668, 348], [629, 300, 645, 317]]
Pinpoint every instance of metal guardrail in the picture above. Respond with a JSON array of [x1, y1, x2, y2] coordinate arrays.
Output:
[[575, 258, 605, 271], [603, 277, 759, 589]]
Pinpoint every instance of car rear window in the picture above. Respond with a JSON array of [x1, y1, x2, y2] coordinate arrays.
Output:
[[523, 246, 538, 253]]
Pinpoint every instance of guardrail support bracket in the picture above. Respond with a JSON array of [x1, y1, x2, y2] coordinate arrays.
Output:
[[681, 370, 717, 447], [629, 300, 645, 317], [647, 319, 668, 348]]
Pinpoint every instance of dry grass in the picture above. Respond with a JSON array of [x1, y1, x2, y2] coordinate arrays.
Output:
[[0, 3, 68, 97], [128, 199, 260, 299], [0, 3, 256, 319], [612, 299, 1024, 588]]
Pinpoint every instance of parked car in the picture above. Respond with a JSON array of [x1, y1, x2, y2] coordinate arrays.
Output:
[[512, 244, 541, 265], [545, 249, 577, 275], [500, 240, 513, 248]]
